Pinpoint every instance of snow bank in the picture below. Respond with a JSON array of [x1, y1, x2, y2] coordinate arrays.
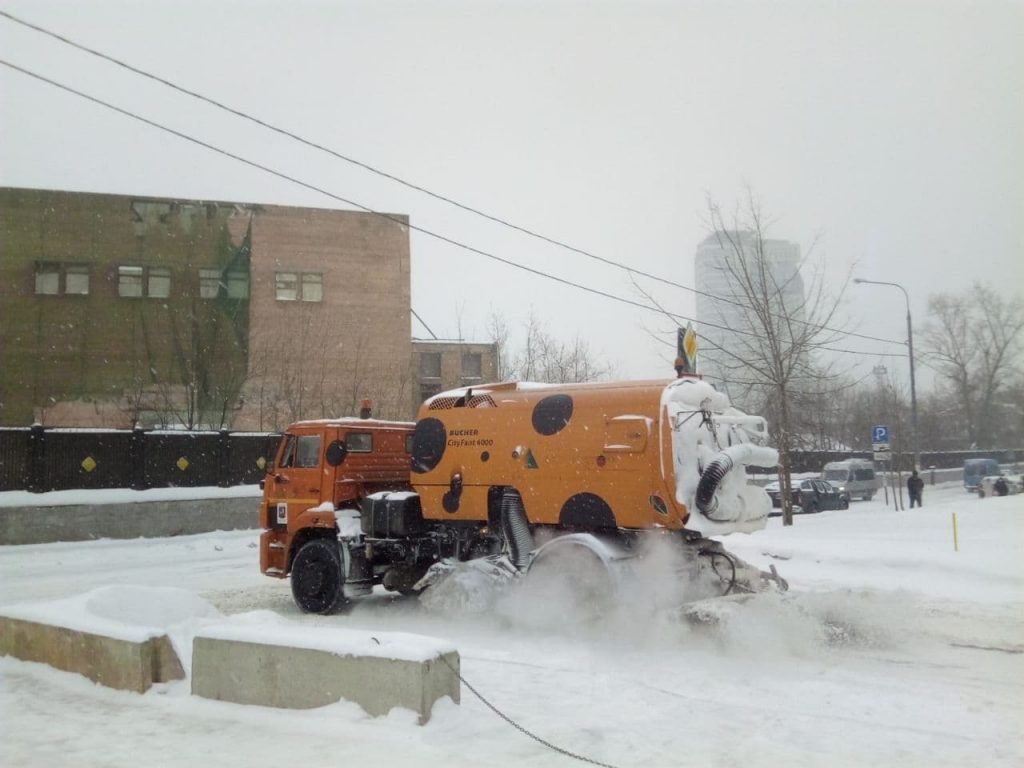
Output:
[[0, 585, 221, 644], [199, 612, 456, 662]]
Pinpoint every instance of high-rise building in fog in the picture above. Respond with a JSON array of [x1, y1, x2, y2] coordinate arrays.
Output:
[[695, 231, 805, 400]]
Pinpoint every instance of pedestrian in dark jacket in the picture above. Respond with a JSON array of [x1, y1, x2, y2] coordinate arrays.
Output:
[[908, 470, 924, 508], [993, 476, 1009, 497]]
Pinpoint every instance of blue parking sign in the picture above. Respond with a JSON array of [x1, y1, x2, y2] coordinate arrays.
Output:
[[872, 425, 890, 444]]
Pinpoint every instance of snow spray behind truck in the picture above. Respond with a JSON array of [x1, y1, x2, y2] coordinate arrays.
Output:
[[260, 377, 784, 614]]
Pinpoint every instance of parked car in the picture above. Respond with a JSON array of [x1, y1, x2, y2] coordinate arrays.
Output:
[[821, 459, 878, 501], [767, 478, 849, 514]]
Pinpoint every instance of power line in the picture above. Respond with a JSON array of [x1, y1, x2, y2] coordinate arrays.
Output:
[[0, 58, 906, 360], [0, 8, 906, 350]]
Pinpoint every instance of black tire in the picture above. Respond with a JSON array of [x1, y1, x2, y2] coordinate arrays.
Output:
[[840, 497, 849, 510], [291, 538, 347, 614], [809, 500, 820, 514]]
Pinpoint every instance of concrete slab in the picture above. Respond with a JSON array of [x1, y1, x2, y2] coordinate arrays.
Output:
[[191, 635, 459, 724], [0, 615, 184, 693]]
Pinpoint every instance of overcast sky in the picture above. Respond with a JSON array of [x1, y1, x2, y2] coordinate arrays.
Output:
[[1, 0, 1021, 391]]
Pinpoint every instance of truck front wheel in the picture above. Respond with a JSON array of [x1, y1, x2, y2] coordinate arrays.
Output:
[[291, 538, 347, 614]]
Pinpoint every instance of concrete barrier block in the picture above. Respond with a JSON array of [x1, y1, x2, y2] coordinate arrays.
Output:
[[0, 615, 184, 693], [192, 633, 459, 724], [0, 496, 259, 545]]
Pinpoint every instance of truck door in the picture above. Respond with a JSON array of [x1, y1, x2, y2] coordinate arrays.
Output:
[[267, 429, 336, 530]]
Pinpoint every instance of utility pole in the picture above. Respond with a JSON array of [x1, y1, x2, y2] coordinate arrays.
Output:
[[854, 278, 920, 471]]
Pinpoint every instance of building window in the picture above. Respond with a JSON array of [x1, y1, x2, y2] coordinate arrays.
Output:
[[35, 262, 91, 296], [148, 267, 171, 299], [199, 268, 221, 299], [65, 264, 90, 295], [275, 272, 298, 301], [301, 273, 323, 302], [34, 262, 61, 295], [420, 381, 442, 403], [420, 352, 442, 379], [119, 265, 171, 298], [276, 271, 322, 302], [226, 270, 249, 299], [462, 353, 482, 380], [118, 266, 144, 297]]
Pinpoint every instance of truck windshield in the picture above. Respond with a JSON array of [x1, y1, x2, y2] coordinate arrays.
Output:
[[823, 470, 847, 481]]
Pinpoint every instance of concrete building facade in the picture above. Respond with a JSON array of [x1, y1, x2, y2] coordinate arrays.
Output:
[[0, 187, 420, 428]]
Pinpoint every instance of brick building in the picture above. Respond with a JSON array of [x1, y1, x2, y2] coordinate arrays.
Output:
[[412, 340, 501, 406], [2, 187, 428, 428]]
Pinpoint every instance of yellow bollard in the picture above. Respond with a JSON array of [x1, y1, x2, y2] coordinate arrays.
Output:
[[952, 512, 959, 552]]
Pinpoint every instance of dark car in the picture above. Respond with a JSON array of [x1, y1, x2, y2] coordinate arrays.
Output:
[[767, 479, 849, 514]]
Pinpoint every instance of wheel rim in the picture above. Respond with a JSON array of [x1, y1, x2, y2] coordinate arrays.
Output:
[[296, 559, 328, 597]]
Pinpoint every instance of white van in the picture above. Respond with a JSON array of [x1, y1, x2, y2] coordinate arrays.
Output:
[[822, 459, 878, 501]]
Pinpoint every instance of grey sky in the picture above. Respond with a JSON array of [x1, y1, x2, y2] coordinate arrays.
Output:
[[1, 0, 1021, 390]]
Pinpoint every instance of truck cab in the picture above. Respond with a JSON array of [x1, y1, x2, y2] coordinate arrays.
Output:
[[259, 417, 414, 580]]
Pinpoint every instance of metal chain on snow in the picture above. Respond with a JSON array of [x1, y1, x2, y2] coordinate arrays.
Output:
[[441, 656, 622, 768]]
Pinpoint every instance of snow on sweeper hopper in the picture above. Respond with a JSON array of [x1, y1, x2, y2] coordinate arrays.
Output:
[[259, 377, 786, 614]]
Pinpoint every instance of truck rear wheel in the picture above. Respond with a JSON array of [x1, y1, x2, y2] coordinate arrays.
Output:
[[523, 538, 615, 625], [291, 538, 347, 614]]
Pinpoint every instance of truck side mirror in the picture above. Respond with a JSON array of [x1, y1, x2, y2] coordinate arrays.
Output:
[[325, 440, 348, 466]]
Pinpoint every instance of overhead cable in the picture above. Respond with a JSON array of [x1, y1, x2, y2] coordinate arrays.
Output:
[[0, 58, 907, 360], [0, 8, 905, 349]]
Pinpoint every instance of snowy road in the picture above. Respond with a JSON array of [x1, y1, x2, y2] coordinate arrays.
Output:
[[1, 484, 1022, 768]]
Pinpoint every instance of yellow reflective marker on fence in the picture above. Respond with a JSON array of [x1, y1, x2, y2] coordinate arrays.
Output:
[[176, 457, 190, 472], [81, 456, 97, 473]]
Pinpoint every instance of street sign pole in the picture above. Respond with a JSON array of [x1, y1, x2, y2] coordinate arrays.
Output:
[[872, 425, 896, 510]]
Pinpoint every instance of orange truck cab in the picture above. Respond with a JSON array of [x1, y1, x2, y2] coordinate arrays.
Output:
[[259, 417, 413, 582]]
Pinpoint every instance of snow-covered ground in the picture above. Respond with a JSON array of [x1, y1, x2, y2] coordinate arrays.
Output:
[[1, 483, 1021, 768]]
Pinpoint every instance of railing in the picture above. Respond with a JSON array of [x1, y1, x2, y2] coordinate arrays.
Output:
[[0, 426, 280, 493]]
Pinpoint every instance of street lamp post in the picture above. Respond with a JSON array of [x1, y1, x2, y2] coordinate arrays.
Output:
[[853, 278, 920, 471]]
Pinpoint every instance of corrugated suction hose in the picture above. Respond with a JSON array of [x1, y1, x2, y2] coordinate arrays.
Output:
[[501, 488, 533, 571], [696, 443, 779, 521]]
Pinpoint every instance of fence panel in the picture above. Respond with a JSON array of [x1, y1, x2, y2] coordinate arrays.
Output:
[[227, 433, 280, 486], [42, 429, 134, 491], [144, 431, 222, 488], [0, 429, 29, 491]]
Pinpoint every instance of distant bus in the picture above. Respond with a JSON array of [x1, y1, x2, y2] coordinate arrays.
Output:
[[963, 458, 999, 492]]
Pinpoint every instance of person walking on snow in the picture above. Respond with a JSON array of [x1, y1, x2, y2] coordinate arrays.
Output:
[[908, 470, 924, 508]]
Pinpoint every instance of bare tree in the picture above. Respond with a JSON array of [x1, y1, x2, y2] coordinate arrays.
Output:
[[703, 193, 852, 525], [486, 312, 512, 381], [922, 284, 1024, 448], [494, 310, 611, 384]]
